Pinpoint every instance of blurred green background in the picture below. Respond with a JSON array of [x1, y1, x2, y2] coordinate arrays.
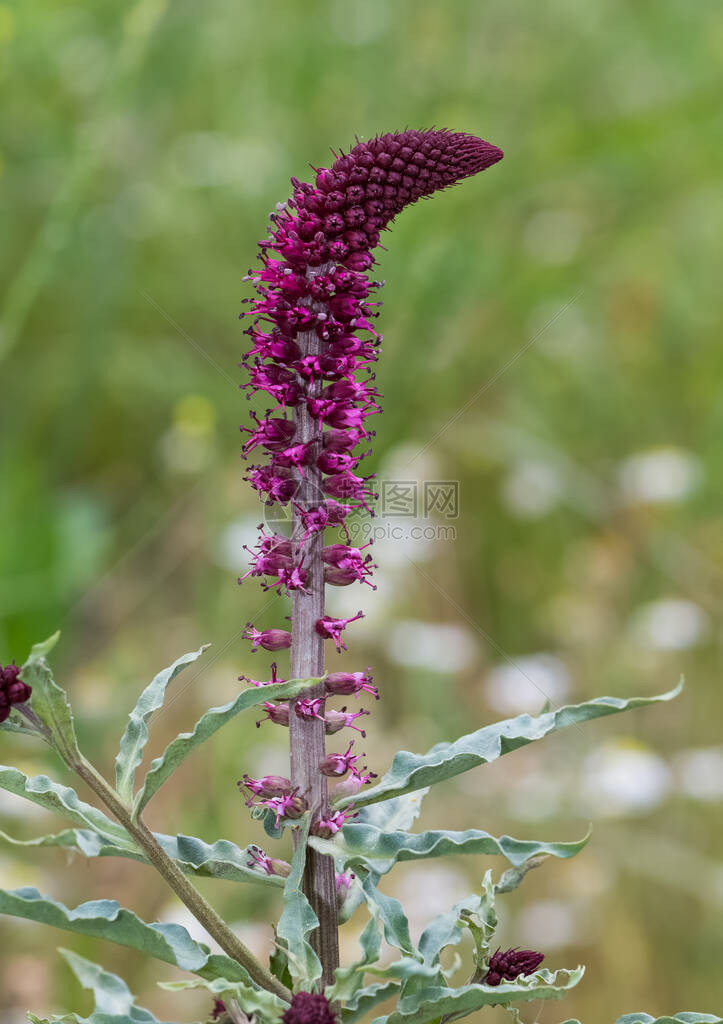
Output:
[[1, 0, 722, 1020]]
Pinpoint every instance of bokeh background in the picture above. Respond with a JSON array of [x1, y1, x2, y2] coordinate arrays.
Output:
[[1, 0, 722, 1020]]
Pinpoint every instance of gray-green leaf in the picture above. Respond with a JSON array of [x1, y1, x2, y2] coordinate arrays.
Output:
[[370, 967, 585, 1024], [276, 815, 322, 989], [133, 675, 323, 818], [21, 632, 81, 765], [0, 824, 285, 887], [0, 766, 134, 848], [309, 824, 589, 876], [0, 886, 248, 981], [115, 645, 209, 802], [615, 1016, 722, 1023], [339, 684, 682, 811], [159, 977, 287, 1021]]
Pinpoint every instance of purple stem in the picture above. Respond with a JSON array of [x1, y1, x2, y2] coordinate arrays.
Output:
[[288, 264, 339, 985]]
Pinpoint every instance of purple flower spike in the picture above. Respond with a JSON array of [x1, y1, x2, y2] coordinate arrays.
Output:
[[483, 947, 545, 986], [0, 663, 32, 723]]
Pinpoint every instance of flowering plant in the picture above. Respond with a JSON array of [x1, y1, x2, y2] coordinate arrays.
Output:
[[0, 130, 717, 1024]]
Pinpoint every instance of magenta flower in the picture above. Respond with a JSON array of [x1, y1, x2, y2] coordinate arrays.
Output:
[[324, 670, 378, 699], [323, 705, 370, 736], [238, 661, 285, 687], [310, 805, 358, 839], [238, 774, 292, 805], [314, 611, 364, 652], [255, 701, 290, 728], [242, 625, 292, 652], [483, 948, 545, 986], [319, 740, 362, 777], [246, 845, 291, 878], [0, 663, 32, 723]]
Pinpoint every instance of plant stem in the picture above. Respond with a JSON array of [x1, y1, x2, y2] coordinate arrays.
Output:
[[73, 757, 290, 1002], [289, 264, 340, 988]]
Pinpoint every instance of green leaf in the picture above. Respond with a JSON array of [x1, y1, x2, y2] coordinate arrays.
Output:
[[340, 683, 683, 811], [370, 967, 585, 1024], [276, 815, 322, 989], [0, 887, 248, 982], [615, 1016, 722, 1023], [21, 633, 81, 765], [0, 823, 285, 887], [417, 894, 482, 968], [327, 897, 384, 1005], [336, 793, 429, 922], [359, 872, 416, 958], [341, 982, 401, 1024], [133, 675, 323, 818], [115, 645, 209, 802], [159, 978, 287, 1020], [309, 824, 590, 876], [0, 766, 134, 847], [29, 948, 171, 1024]]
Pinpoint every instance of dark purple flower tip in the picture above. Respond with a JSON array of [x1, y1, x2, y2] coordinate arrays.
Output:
[[0, 662, 32, 723], [211, 999, 226, 1020], [282, 992, 337, 1024], [483, 947, 545, 986]]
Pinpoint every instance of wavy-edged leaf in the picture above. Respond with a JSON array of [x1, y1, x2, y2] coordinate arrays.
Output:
[[115, 645, 209, 802], [615, 1015, 722, 1023], [159, 977, 288, 1020], [340, 684, 683, 811], [417, 894, 481, 968], [327, 895, 384, 1005], [359, 872, 416, 958], [0, 824, 285, 887], [341, 982, 401, 1024], [370, 967, 585, 1024], [28, 948, 169, 1024], [0, 766, 134, 847], [336, 792, 429, 921], [133, 675, 323, 818], [309, 824, 590, 875], [0, 887, 247, 981], [21, 632, 80, 765], [276, 815, 322, 989]]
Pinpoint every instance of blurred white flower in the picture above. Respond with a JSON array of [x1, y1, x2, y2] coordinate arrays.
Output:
[[517, 899, 576, 949], [619, 447, 701, 504], [484, 654, 571, 714], [387, 621, 477, 672], [523, 209, 585, 265], [629, 598, 709, 650], [500, 460, 563, 519], [674, 747, 723, 801], [580, 740, 670, 816]]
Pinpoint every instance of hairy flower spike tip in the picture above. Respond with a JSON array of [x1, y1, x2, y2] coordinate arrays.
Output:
[[281, 992, 337, 1024], [0, 663, 32, 723], [483, 947, 545, 986]]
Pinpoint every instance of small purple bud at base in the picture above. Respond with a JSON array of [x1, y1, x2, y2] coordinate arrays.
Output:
[[482, 947, 545, 986], [281, 992, 337, 1024]]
